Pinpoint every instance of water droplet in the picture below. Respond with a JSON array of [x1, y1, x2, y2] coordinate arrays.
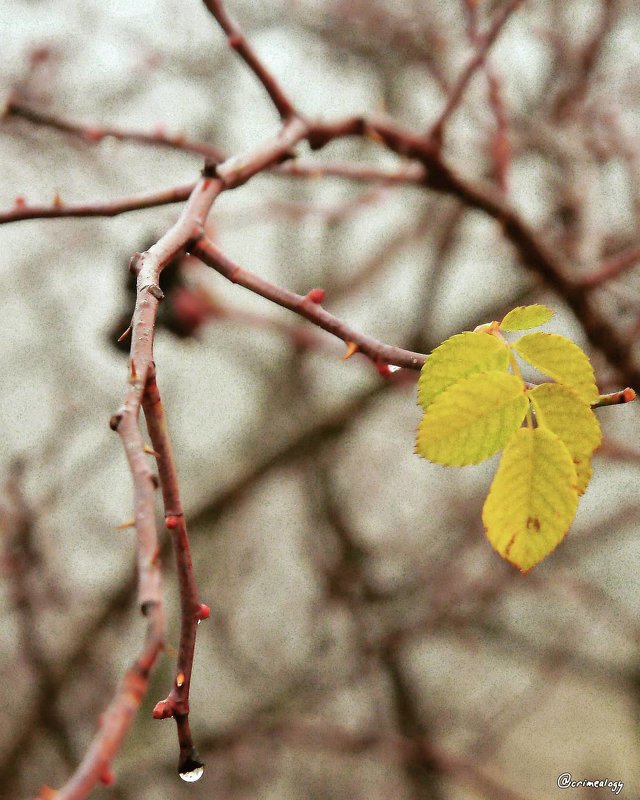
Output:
[[179, 765, 204, 783]]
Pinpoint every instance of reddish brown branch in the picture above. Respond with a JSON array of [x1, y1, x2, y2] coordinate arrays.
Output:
[[190, 236, 427, 369], [201, 0, 297, 120], [0, 465, 76, 770], [142, 370, 205, 777], [580, 242, 640, 287], [0, 183, 196, 224], [5, 99, 225, 161], [46, 613, 164, 800], [203, 719, 533, 800]]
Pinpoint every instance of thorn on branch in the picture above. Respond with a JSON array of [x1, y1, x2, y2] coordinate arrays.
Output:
[[115, 518, 136, 531], [129, 359, 138, 383], [116, 324, 132, 343], [342, 341, 359, 360], [202, 158, 219, 178], [144, 443, 160, 456], [140, 599, 158, 617]]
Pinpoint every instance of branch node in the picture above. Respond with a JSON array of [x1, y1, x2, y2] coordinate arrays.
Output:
[[140, 600, 159, 617], [148, 284, 165, 301], [202, 158, 219, 178], [129, 252, 143, 274], [109, 412, 123, 431], [152, 699, 174, 720]]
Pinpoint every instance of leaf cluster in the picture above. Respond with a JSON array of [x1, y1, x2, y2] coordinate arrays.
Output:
[[416, 305, 602, 571]]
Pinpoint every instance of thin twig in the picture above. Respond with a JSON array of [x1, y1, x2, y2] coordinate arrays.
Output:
[[201, 0, 297, 119], [190, 236, 427, 369], [5, 99, 225, 161], [0, 183, 196, 224], [429, 0, 523, 147]]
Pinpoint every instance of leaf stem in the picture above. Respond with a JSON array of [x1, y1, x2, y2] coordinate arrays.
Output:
[[507, 345, 533, 428]]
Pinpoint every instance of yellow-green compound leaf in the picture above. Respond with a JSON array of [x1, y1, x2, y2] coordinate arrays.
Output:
[[416, 371, 527, 466], [482, 426, 578, 572], [499, 304, 554, 331], [418, 331, 509, 410], [529, 383, 601, 495], [514, 332, 598, 404]]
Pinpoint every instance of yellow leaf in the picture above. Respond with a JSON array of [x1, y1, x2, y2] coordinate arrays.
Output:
[[418, 331, 509, 410], [482, 427, 578, 572], [529, 383, 601, 494], [499, 304, 554, 331], [514, 333, 598, 404], [416, 371, 527, 466]]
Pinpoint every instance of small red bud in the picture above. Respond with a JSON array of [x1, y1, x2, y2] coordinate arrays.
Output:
[[195, 603, 211, 621], [152, 700, 173, 719], [153, 123, 167, 137], [14, 196, 26, 208], [623, 387, 636, 402], [375, 362, 392, 378], [228, 34, 242, 48], [84, 127, 104, 143], [100, 768, 116, 786], [306, 288, 325, 304], [165, 515, 180, 529]]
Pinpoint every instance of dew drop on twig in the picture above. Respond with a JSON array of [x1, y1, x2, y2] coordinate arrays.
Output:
[[179, 764, 204, 782]]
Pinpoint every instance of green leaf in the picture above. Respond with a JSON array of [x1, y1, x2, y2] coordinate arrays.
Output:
[[482, 426, 578, 572], [418, 331, 509, 410], [416, 371, 528, 466], [529, 383, 601, 495], [514, 332, 598, 404], [500, 304, 554, 331]]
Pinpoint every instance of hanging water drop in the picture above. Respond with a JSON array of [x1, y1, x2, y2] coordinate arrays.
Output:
[[179, 753, 205, 783], [179, 764, 204, 783]]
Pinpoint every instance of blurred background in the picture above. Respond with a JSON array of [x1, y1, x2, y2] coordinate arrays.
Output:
[[1, 0, 640, 798]]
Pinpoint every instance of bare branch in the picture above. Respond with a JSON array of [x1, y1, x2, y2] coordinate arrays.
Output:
[[201, 0, 297, 120], [0, 183, 196, 224], [190, 235, 427, 369], [429, 0, 523, 147]]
